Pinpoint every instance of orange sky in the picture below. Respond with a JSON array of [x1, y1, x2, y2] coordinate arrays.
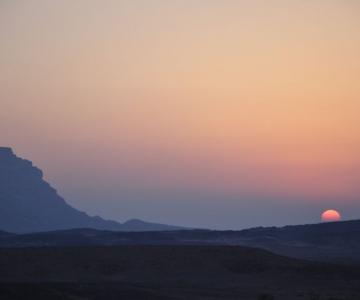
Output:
[[1, 0, 359, 228]]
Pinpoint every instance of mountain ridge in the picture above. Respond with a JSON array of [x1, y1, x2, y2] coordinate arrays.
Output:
[[0, 147, 184, 233]]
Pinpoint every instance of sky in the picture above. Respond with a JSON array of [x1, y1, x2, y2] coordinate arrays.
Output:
[[0, 0, 359, 229]]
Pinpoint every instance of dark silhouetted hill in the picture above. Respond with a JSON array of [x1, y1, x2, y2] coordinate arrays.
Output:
[[0, 147, 183, 233], [2, 220, 360, 264]]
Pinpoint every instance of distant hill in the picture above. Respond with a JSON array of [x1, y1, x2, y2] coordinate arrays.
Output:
[[0, 147, 183, 233], [2, 219, 360, 264], [233, 219, 360, 264]]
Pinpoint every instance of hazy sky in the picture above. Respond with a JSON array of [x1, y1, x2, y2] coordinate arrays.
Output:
[[1, 0, 359, 229]]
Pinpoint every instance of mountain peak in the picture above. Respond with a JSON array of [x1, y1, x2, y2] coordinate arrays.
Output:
[[0, 147, 14, 156]]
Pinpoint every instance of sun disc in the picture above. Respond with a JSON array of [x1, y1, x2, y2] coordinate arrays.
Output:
[[321, 209, 341, 222]]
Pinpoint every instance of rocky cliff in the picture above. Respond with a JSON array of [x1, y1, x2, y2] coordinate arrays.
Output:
[[0, 147, 182, 233]]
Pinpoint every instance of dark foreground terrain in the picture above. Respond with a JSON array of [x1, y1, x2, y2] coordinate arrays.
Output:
[[1, 246, 360, 300]]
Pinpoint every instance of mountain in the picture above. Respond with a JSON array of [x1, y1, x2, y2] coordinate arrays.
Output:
[[2, 219, 360, 264], [0, 147, 183, 233]]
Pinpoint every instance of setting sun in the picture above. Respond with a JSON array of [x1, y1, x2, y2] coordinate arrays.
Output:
[[321, 210, 342, 222]]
